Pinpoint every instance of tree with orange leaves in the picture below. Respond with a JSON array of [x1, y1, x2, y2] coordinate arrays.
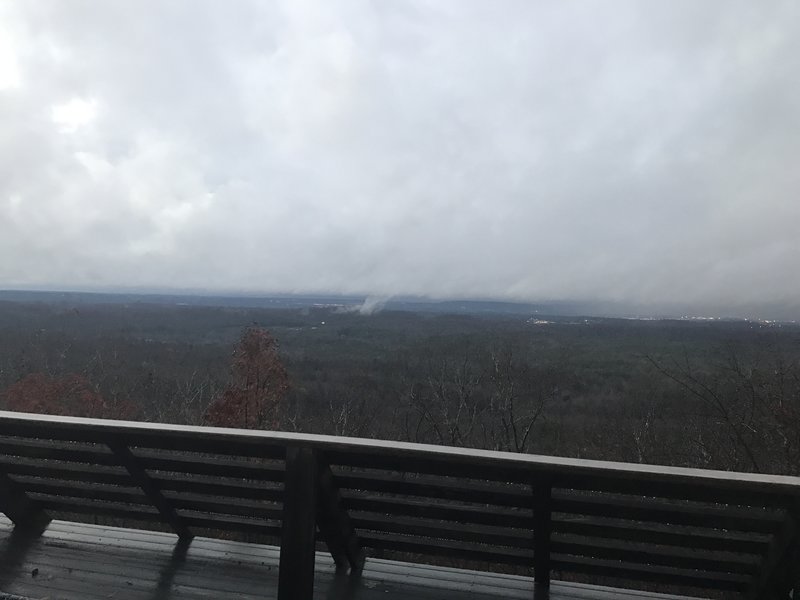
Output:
[[3, 372, 122, 418], [204, 327, 289, 430]]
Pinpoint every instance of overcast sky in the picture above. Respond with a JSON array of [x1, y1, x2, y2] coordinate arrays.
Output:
[[1, 1, 798, 316]]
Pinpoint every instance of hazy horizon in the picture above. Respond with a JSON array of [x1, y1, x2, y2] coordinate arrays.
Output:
[[1, 286, 797, 322], [2, 2, 798, 318]]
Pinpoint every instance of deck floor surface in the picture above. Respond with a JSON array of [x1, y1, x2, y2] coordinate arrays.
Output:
[[0, 517, 696, 600]]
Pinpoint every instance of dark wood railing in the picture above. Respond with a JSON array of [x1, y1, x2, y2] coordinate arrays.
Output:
[[0, 410, 799, 599]]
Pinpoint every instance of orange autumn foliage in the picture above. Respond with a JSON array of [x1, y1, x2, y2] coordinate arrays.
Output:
[[3, 372, 130, 419], [204, 327, 289, 430]]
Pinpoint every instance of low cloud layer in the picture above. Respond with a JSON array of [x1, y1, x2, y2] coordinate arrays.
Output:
[[1, 1, 798, 316]]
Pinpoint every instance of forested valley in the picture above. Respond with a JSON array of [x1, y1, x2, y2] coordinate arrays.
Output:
[[1, 297, 799, 476]]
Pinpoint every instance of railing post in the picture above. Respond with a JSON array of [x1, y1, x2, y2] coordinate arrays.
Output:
[[278, 446, 319, 600], [785, 504, 800, 600], [771, 530, 800, 600], [532, 473, 553, 596], [749, 504, 799, 600], [316, 455, 365, 574]]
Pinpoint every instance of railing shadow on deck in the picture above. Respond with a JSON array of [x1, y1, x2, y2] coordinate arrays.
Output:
[[0, 525, 43, 592], [150, 537, 191, 600]]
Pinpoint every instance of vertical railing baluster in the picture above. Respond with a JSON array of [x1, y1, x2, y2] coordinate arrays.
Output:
[[532, 473, 553, 597], [278, 446, 319, 600]]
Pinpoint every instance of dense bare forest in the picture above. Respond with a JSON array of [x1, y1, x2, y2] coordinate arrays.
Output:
[[1, 297, 799, 476]]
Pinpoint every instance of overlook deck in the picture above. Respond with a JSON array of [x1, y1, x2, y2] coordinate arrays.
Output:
[[0, 516, 694, 600], [0, 411, 799, 599]]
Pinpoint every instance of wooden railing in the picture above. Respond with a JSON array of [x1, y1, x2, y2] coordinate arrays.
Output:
[[0, 410, 799, 599]]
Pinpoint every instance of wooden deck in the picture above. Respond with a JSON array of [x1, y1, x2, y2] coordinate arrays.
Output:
[[3, 411, 798, 598], [0, 516, 696, 600]]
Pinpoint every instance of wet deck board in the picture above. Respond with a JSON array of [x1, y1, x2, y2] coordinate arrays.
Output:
[[0, 517, 697, 600]]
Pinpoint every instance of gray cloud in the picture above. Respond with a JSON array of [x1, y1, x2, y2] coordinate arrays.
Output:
[[1, 1, 799, 316]]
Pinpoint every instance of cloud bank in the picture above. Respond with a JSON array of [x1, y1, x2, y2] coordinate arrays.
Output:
[[1, 1, 799, 316]]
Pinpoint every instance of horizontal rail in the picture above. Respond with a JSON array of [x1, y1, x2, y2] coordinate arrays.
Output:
[[360, 531, 534, 565], [2, 411, 799, 499], [551, 554, 752, 592], [553, 516, 772, 554]]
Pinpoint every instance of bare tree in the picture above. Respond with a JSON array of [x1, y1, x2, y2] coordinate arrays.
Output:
[[402, 346, 555, 453], [647, 345, 800, 474], [481, 347, 550, 453]]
